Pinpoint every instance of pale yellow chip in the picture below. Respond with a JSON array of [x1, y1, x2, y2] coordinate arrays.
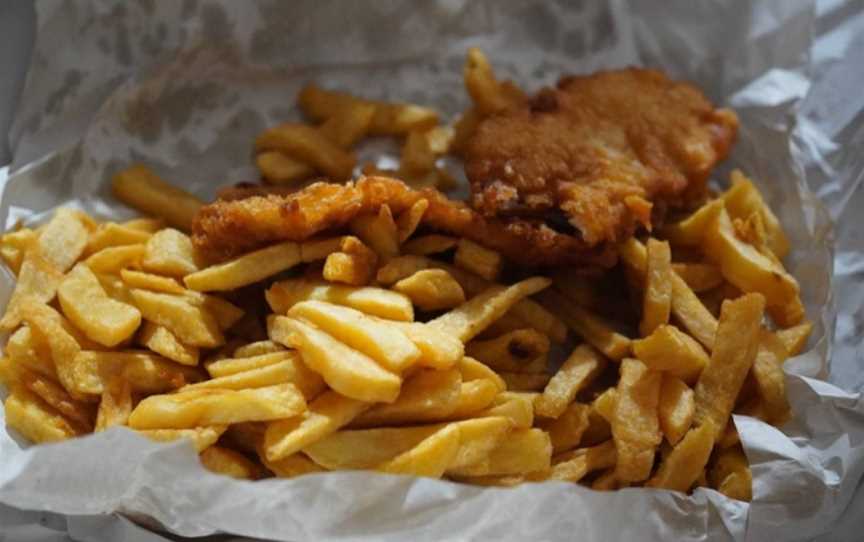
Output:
[[85, 244, 145, 274], [11, 365, 95, 430], [256, 151, 315, 185], [447, 416, 513, 472], [535, 345, 606, 419], [376, 254, 432, 285], [87, 223, 151, 254], [112, 166, 203, 232], [545, 439, 617, 483], [200, 445, 264, 480], [0, 228, 37, 275], [658, 375, 695, 446], [393, 269, 466, 312], [304, 425, 441, 470], [182, 359, 297, 392], [350, 206, 399, 260], [710, 446, 753, 501], [612, 358, 663, 483], [184, 241, 301, 292], [632, 324, 708, 384], [693, 294, 765, 440], [73, 350, 199, 396], [136, 426, 227, 452], [21, 303, 86, 396], [0, 244, 65, 331], [751, 330, 791, 425], [640, 239, 672, 337], [723, 170, 790, 258], [269, 316, 401, 403], [94, 369, 133, 431], [262, 452, 326, 478], [122, 218, 164, 233], [234, 340, 284, 358], [592, 388, 617, 424], [128, 383, 306, 429], [447, 427, 551, 477], [538, 402, 590, 454], [446, 379, 502, 420], [58, 263, 142, 347], [776, 321, 812, 357], [396, 199, 429, 242], [476, 392, 535, 429], [299, 237, 345, 263], [646, 421, 714, 492], [670, 272, 719, 351], [454, 239, 502, 281], [318, 100, 376, 147], [267, 279, 413, 321], [350, 368, 462, 427], [671, 263, 724, 293], [402, 234, 457, 256], [181, 291, 244, 331], [120, 268, 185, 294], [141, 228, 200, 277], [322, 236, 378, 286], [6, 327, 58, 382], [377, 424, 461, 479], [264, 390, 369, 461], [660, 199, 724, 247], [130, 289, 223, 348], [4, 389, 82, 443], [381, 320, 465, 370], [38, 208, 91, 271]]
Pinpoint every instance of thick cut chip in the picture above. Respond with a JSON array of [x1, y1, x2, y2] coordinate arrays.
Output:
[[262, 453, 325, 478], [136, 426, 226, 452], [539, 292, 630, 360], [592, 388, 617, 424], [751, 330, 791, 424], [723, 170, 789, 258], [376, 255, 431, 285], [776, 322, 812, 357], [256, 151, 315, 185], [128, 383, 306, 429], [693, 294, 765, 440], [72, 350, 195, 396], [399, 129, 436, 177], [94, 371, 133, 431], [396, 199, 429, 242], [351, 369, 462, 427], [12, 366, 95, 430], [122, 218, 164, 232], [181, 291, 244, 331], [477, 392, 535, 428], [658, 375, 695, 445], [299, 236, 345, 263], [459, 356, 506, 392], [142, 228, 200, 277], [535, 345, 606, 418], [182, 360, 297, 392], [138, 322, 199, 366], [323, 237, 378, 286], [120, 268, 184, 294], [130, 289, 223, 347], [500, 372, 551, 392], [538, 402, 591, 454], [200, 445, 264, 480], [87, 223, 150, 254], [612, 358, 663, 482], [0, 249, 65, 331], [288, 300, 421, 372], [670, 272, 718, 351], [383, 320, 464, 369], [466, 328, 550, 373], [264, 390, 370, 461], [255, 123, 356, 180], [402, 234, 458, 256], [269, 316, 401, 403], [350, 206, 399, 260], [710, 446, 753, 501], [0, 228, 37, 275], [184, 241, 301, 291], [112, 166, 203, 231], [377, 424, 461, 478], [546, 439, 617, 483], [6, 326, 58, 382], [21, 304, 86, 396], [38, 208, 91, 270], [5, 389, 82, 443], [632, 324, 708, 384], [58, 263, 141, 347], [447, 379, 501, 419], [447, 416, 513, 472], [671, 263, 724, 292], [305, 425, 441, 470], [393, 269, 466, 311], [646, 421, 715, 491], [640, 239, 673, 336], [428, 277, 551, 342], [661, 199, 724, 246], [463, 48, 526, 116], [267, 279, 413, 321], [448, 428, 551, 477], [234, 340, 284, 358], [85, 244, 145, 274], [454, 239, 502, 281], [207, 351, 325, 398], [705, 208, 802, 326]]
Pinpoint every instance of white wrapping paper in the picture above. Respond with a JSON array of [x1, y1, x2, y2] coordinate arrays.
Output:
[[1, 1, 864, 540]]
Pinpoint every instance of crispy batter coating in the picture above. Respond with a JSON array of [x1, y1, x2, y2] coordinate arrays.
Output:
[[464, 68, 738, 246], [192, 176, 615, 269]]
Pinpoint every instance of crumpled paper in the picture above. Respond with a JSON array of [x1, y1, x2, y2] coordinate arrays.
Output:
[[1, 1, 864, 540]]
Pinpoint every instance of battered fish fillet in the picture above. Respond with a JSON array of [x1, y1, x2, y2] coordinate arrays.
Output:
[[464, 68, 739, 246], [192, 176, 616, 268]]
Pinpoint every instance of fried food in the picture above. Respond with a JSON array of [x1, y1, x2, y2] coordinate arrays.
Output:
[[464, 69, 739, 247], [192, 176, 616, 268]]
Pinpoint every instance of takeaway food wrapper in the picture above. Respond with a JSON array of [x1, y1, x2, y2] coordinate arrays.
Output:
[[1, 1, 864, 540]]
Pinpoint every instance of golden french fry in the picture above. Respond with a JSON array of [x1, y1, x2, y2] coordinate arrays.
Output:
[[538, 402, 590, 454], [508, 298, 568, 344], [0, 248, 64, 331], [582, 405, 613, 447], [536, 345, 606, 419], [382, 320, 465, 370], [128, 383, 306, 429], [393, 269, 466, 311], [402, 234, 457, 256], [463, 48, 524, 116], [141, 228, 200, 277], [447, 379, 501, 419], [458, 356, 506, 392], [136, 426, 227, 452], [710, 446, 753, 501], [646, 421, 715, 491], [112, 166, 203, 231], [94, 369, 133, 431], [85, 244, 145, 274], [206, 351, 325, 399], [632, 324, 708, 384], [130, 289, 223, 347], [428, 277, 551, 342], [592, 388, 618, 424], [705, 208, 802, 326], [181, 291, 244, 331], [612, 358, 663, 483], [424, 125, 454, 154], [120, 268, 184, 294], [454, 239, 502, 281], [500, 371, 551, 392], [318, 100, 376, 148], [658, 375, 695, 445], [21, 303, 86, 396], [671, 263, 724, 292], [87, 223, 150, 254], [376, 254, 431, 285], [267, 279, 414, 321], [723, 170, 790, 258], [640, 239, 672, 337], [399, 129, 436, 177], [182, 359, 298, 392], [38, 208, 91, 270], [448, 427, 551, 477], [234, 340, 284, 358], [200, 445, 264, 480], [305, 425, 441, 470], [262, 452, 326, 478], [264, 390, 370, 461], [377, 424, 461, 478], [300, 237, 345, 263], [539, 292, 630, 360], [349, 206, 399, 260], [122, 218, 164, 233], [72, 350, 196, 396], [591, 469, 620, 491], [694, 294, 765, 439], [396, 199, 429, 242], [776, 321, 812, 357], [671, 272, 718, 351], [465, 328, 550, 373], [476, 392, 534, 429], [256, 151, 315, 184], [13, 365, 95, 430], [289, 300, 421, 372], [351, 369, 462, 427], [447, 416, 513, 472], [546, 439, 617, 483], [256, 123, 355, 180], [323, 236, 378, 286], [58, 263, 141, 347], [661, 199, 724, 246], [269, 316, 401, 403], [751, 330, 791, 424], [0, 228, 37, 275], [184, 241, 301, 291], [5, 389, 82, 443]]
